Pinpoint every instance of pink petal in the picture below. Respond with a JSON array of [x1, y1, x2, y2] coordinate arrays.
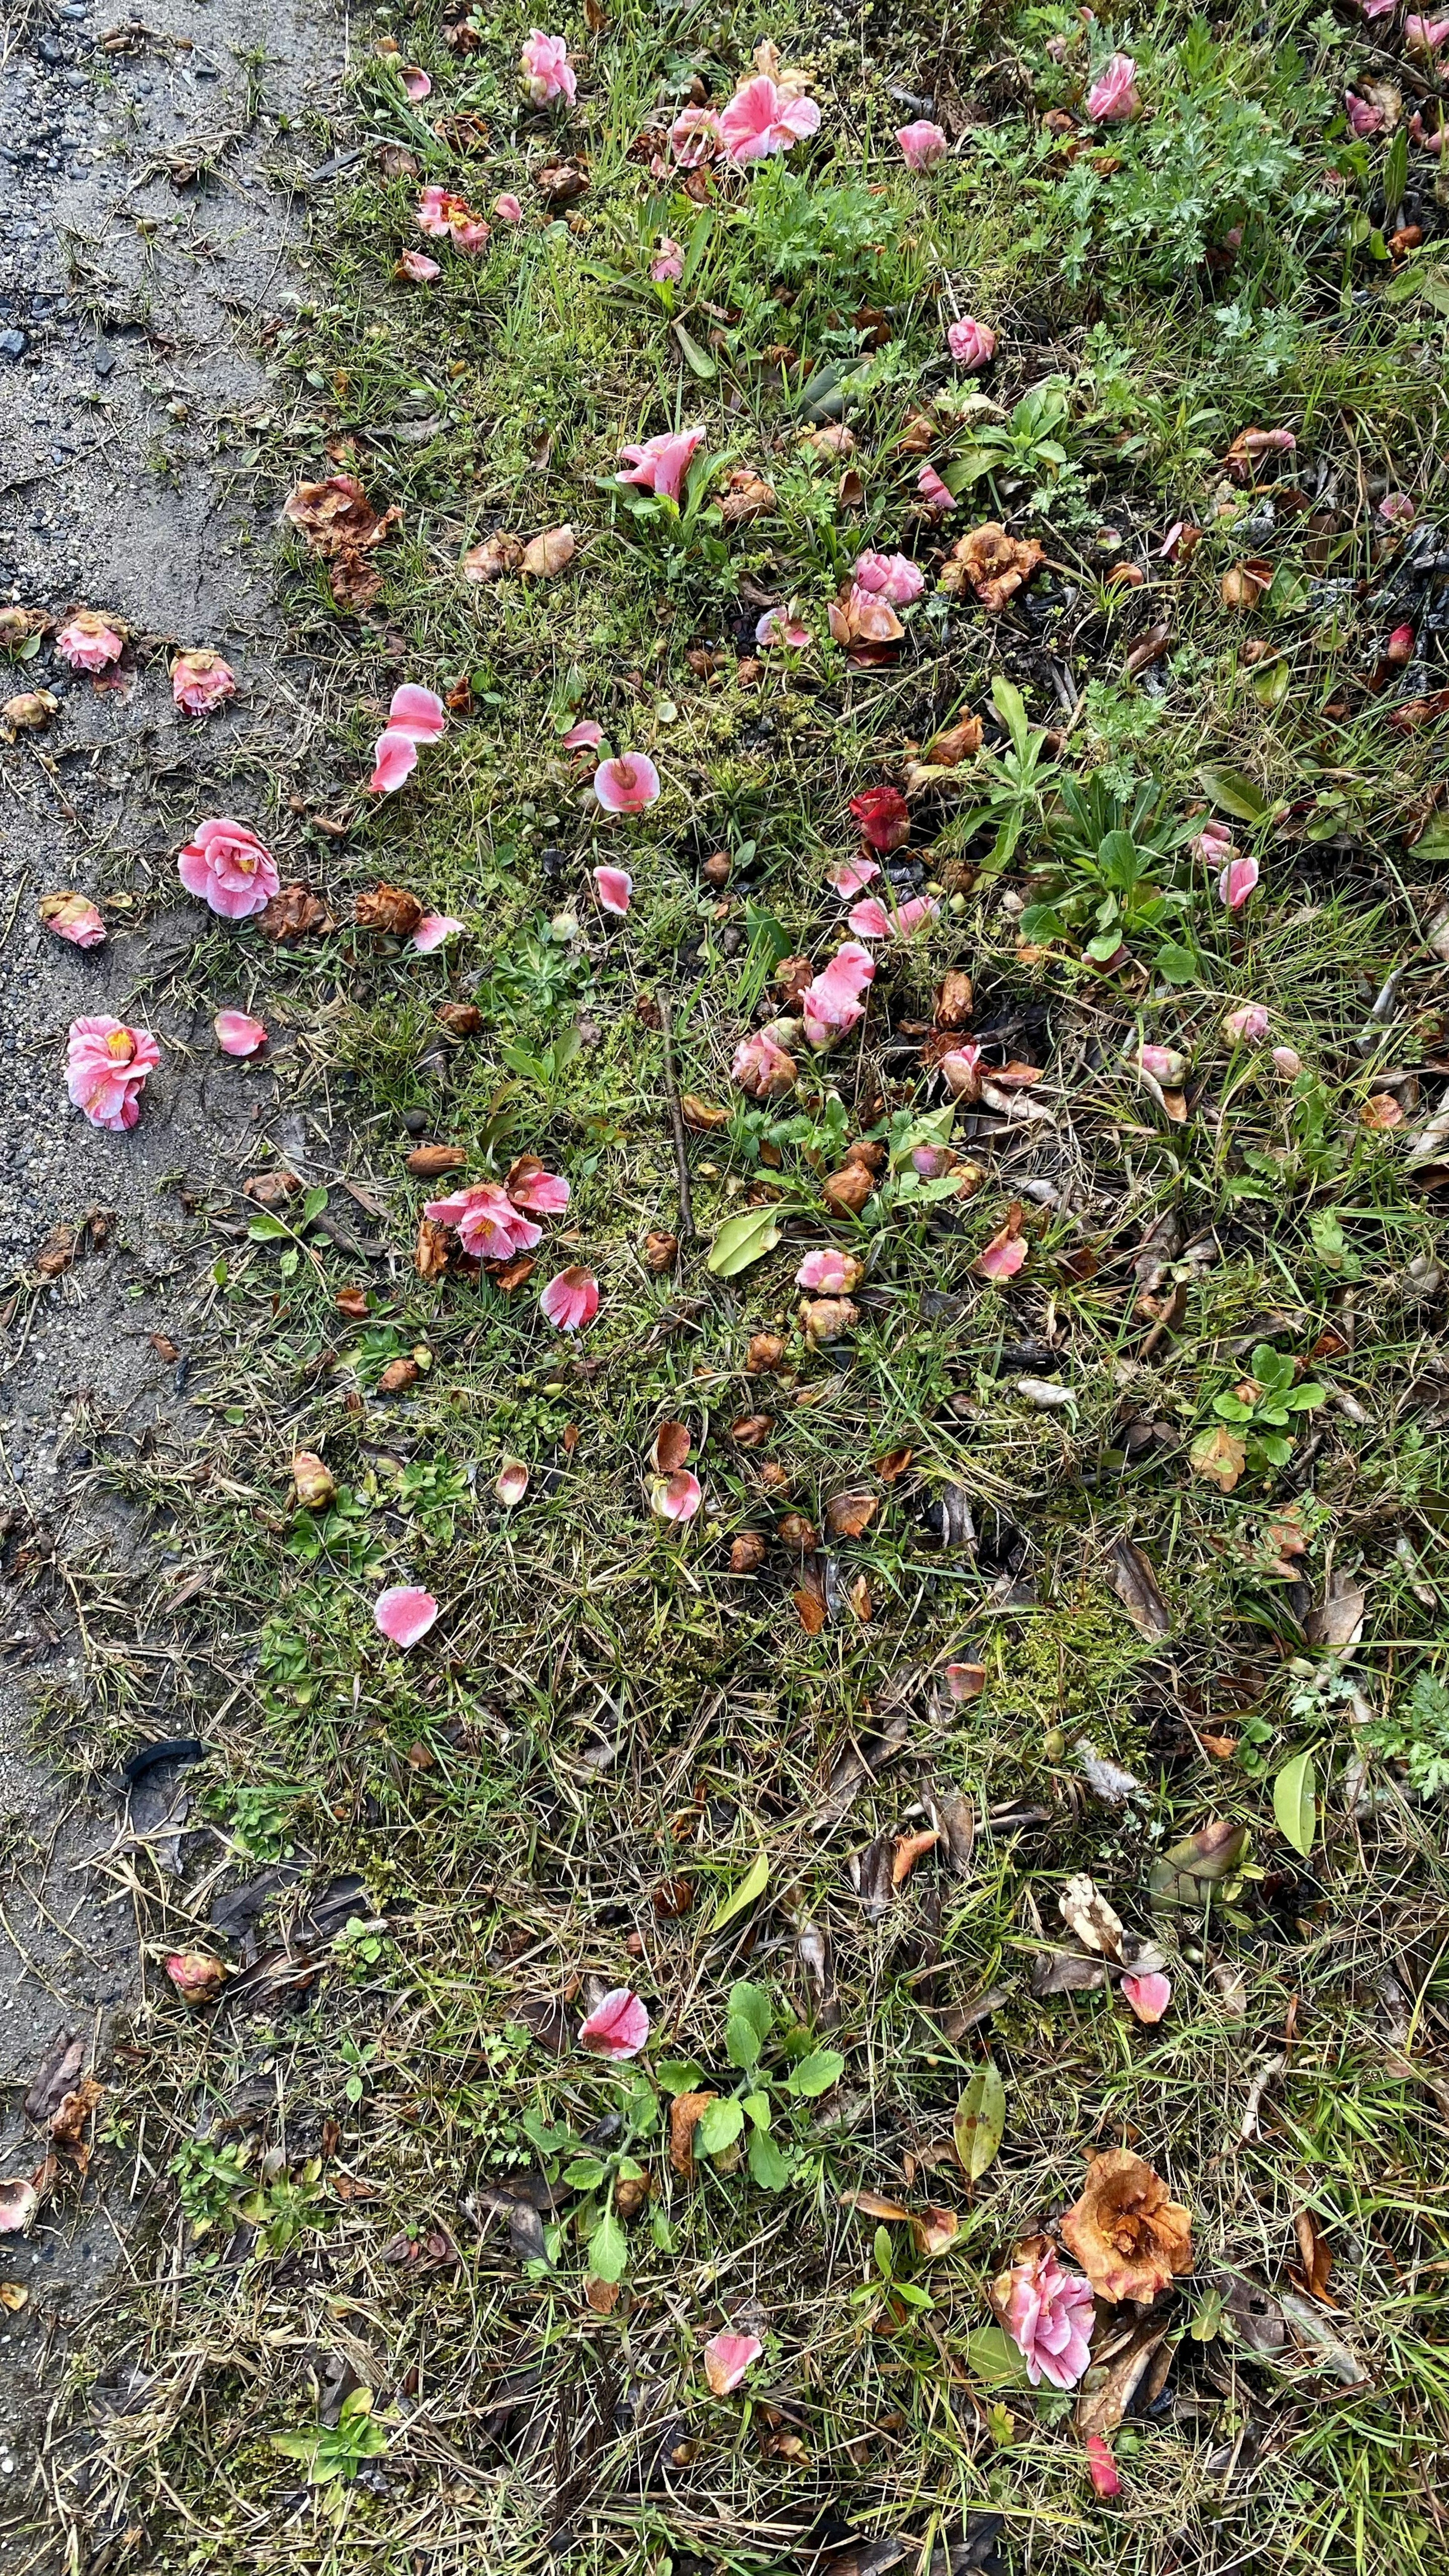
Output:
[[373, 1585, 439, 1647], [540, 1266, 599, 1331], [703, 2331, 763, 2395], [977, 1232, 1027, 1282], [1085, 2436, 1122, 2498], [592, 754, 661, 813], [403, 65, 431, 101], [411, 914, 464, 952], [0, 2179, 40, 2235], [830, 856, 880, 896], [593, 865, 632, 916], [214, 1009, 267, 1058], [1271, 1045, 1303, 1078], [369, 728, 420, 794], [1223, 1003, 1269, 1043], [388, 682, 447, 743], [495, 1459, 530, 1507], [1121, 1971, 1172, 2024], [848, 897, 891, 938], [494, 193, 525, 223], [651, 1468, 702, 1522], [578, 1987, 650, 2058], [561, 719, 604, 749]]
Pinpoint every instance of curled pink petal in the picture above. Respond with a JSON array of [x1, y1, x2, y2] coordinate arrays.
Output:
[[579, 1987, 649, 2058], [1121, 1971, 1172, 2024], [402, 65, 431, 102], [540, 1266, 599, 1330], [494, 192, 525, 223], [177, 817, 279, 920], [616, 427, 705, 504], [704, 2331, 763, 2394], [1085, 2435, 1122, 2498], [561, 719, 604, 750], [1271, 1045, 1303, 1079], [214, 1009, 267, 1058], [797, 1247, 860, 1292], [829, 855, 880, 896], [650, 235, 684, 282], [506, 1161, 569, 1214], [848, 897, 891, 939], [520, 29, 576, 104], [671, 105, 724, 166], [40, 894, 106, 948], [1380, 491, 1416, 524], [801, 941, 875, 1049], [369, 728, 420, 794], [592, 753, 660, 814], [894, 894, 938, 935], [1217, 853, 1260, 910], [652, 1467, 702, 1522], [388, 683, 447, 743], [374, 1585, 439, 1647], [732, 1028, 797, 1098], [593, 865, 632, 915], [939, 1045, 983, 1100], [396, 248, 441, 282], [496, 1458, 530, 1507], [756, 607, 812, 648], [917, 463, 956, 514], [411, 913, 464, 952]]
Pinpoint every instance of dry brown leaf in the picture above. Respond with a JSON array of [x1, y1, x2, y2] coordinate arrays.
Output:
[[1075, 2313, 1172, 2441], [1058, 1873, 1125, 1961], [1293, 2208, 1336, 2306], [718, 469, 777, 526], [794, 1584, 828, 1636], [910, 2204, 959, 2256], [800, 1296, 858, 1344], [1108, 1537, 1172, 1638], [746, 1333, 787, 1372], [824, 1490, 878, 1540], [650, 1420, 692, 1473], [435, 1000, 483, 1037], [243, 1170, 303, 1206], [414, 1218, 450, 1280], [925, 715, 984, 766], [283, 474, 400, 560], [406, 1143, 466, 1178], [822, 1162, 874, 1217], [890, 1827, 939, 1886], [681, 1094, 729, 1131], [669, 2091, 716, 2179], [840, 2188, 914, 2222], [461, 533, 526, 583]]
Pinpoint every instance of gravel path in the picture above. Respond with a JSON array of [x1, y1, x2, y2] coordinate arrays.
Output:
[[0, 0, 338, 2536]]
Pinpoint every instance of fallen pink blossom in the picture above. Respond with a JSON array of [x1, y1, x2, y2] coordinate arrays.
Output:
[[976, 1211, 1027, 1281], [40, 892, 105, 948], [415, 185, 489, 252], [947, 316, 995, 370], [369, 729, 420, 793], [0, 2179, 39, 2235], [505, 1158, 569, 1214], [402, 65, 431, 102], [374, 1585, 439, 1647], [178, 817, 280, 920], [617, 426, 705, 504], [593, 752, 660, 813], [939, 1044, 983, 1100], [396, 248, 441, 282], [1379, 491, 1417, 523], [579, 1987, 649, 2058], [652, 1467, 703, 1522], [756, 607, 811, 648], [1085, 2436, 1122, 2498], [703, 2331, 763, 2395], [671, 105, 724, 165], [214, 1009, 267, 1058], [495, 1458, 530, 1507], [719, 73, 820, 162], [1218, 852, 1260, 910], [848, 897, 892, 938], [1086, 51, 1140, 119], [830, 855, 880, 896], [1002, 2245, 1095, 2389], [412, 914, 463, 952], [854, 549, 924, 605], [1223, 1002, 1269, 1043], [520, 29, 576, 103], [801, 941, 875, 1049], [1193, 819, 1235, 868], [897, 118, 948, 168], [1344, 88, 1383, 135], [650, 235, 684, 282], [1271, 1045, 1303, 1078], [425, 1183, 543, 1261], [1138, 1043, 1186, 1083], [1121, 1970, 1172, 2024], [593, 864, 632, 915], [797, 1247, 861, 1292], [540, 1266, 599, 1330], [171, 648, 237, 715], [56, 610, 123, 672], [389, 682, 447, 742], [917, 463, 956, 513], [66, 1016, 160, 1131], [732, 1027, 798, 1098]]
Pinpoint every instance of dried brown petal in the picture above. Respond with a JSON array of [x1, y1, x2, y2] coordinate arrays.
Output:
[[291, 1450, 336, 1509], [356, 884, 425, 937], [406, 1143, 466, 1177], [257, 883, 333, 944], [461, 533, 526, 583], [520, 524, 577, 578], [746, 1332, 787, 1372], [729, 1533, 768, 1573]]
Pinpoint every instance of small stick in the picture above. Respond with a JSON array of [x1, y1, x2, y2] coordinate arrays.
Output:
[[658, 1000, 694, 1243]]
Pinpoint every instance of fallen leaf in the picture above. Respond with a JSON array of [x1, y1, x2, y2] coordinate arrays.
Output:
[[825, 1490, 878, 1539], [461, 533, 526, 583], [1075, 2313, 1172, 2441], [1058, 1873, 1125, 1960], [1108, 1537, 1172, 1638], [1293, 2208, 1335, 2306], [717, 469, 777, 525], [521, 524, 577, 578]]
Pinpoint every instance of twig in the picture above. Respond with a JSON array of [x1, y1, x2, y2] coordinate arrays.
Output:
[[658, 1001, 694, 1244]]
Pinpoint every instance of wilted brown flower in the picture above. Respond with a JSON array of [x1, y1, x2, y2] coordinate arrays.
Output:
[[258, 884, 333, 944], [435, 1001, 483, 1036], [938, 523, 1044, 613], [746, 1332, 786, 1373], [643, 1229, 678, 1273], [729, 1533, 768, 1573], [3, 690, 59, 736], [356, 884, 425, 937], [828, 583, 904, 661], [822, 1162, 874, 1217], [291, 1450, 336, 1509], [718, 469, 777, 527], [1060, 2149, 1194, 2302]]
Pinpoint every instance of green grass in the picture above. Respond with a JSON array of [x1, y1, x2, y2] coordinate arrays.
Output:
[[31, 0, 1449, 2568]]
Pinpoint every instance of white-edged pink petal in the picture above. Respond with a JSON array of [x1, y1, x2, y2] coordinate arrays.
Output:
[[593, 865, 632, 916], [214, 1009, 267, 1058], [704, 2331, 763, 2395], [373, 1585, 439, 1647], [369, 728, 420, 793]]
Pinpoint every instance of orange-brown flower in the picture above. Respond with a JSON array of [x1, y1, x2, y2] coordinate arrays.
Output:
[[1059, 2150, 1193, 2302]]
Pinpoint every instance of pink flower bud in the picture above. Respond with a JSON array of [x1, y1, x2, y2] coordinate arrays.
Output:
[[947, 316, 995, 370]]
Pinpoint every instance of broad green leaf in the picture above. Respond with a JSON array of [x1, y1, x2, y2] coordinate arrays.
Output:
[[1252, 656, 1292, 709], [708, 1847, 771, 1932], [563, 2156, 606, 2190], [741, 2090, 772, 2129], [678, 212, 715, 293], [695, 2095, 745, 2156], [746, 2126, 793, 2191], [654, 2057, 706, 2095], [1198, 765, 1268, 824], [786, 2048, 845, 2100], [965, 2326, 1029, 2389], [672, 320, 717, 379], [586, 2209, 628, 2284], [990, 673, 1029, 754], [300, 1186, 329, 1226], [1411, 815, 1449, 864], [953, 2061, 1006, 2180], [247, 1212, 290, 1242], [706, 1209, 781, 1279], [1273, 1751, 1317, 1858], [724, 1977, 773, 2067]]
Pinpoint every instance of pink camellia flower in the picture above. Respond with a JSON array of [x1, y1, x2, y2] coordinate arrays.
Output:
[[579, 1987, 649, 2058], [494, 192, 525, 223], [171, 648, 236, 715], [402, 65, 431, 102], [917, 463, 956, 513], [1138, 1043, 1186, 1083], [1086, 51, 1140, 120], [650, 236, 684, 283], [396, 248, 441, 282], [1002, 2245, 1095, 2389], [593, 752, 661, 814], [415, 186, 489, 252], [540, 1266, 599, 1331], [66, 1016, 160, 1131], [562, 719, 604, 750], [703, 2331, 763, 2395], [854, 551, 925, 606], [671, 105, 724, 165], [40, 892, 105, 948], [425, 1183, 543, 1261], [652, 1467, 703, 1521], [1344, 89, 1384, 135], [1218, 852, 1260, 910], [797, 1247, 862, 1293], [1223, 1001, 1270, 1044], [617, 425, 706, 504], [948, 316, 996, 370], [719, 74, 821, 162], [831, 856, 880, 896], [412, 914, 464, 952], [594, 864, 632, 915], [1085, 2436, 1122, 2499], [1379, 491, 1417, 524], [756, 607, 812, 648], [803, 942, 875, 1049], [178, 817, 280, 920], [1121, 1970, 1172, 2024], [732, 1027, 798, 1098], [1192, 819, 1234, 869], [520, 29, 576, 103], [1271, 1044, 1303, 1079], [374, 1586, 438, 1647], [56, 610, 124, 672], [214, 1009, 266, 1058], [897, 118, 948, 168]]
